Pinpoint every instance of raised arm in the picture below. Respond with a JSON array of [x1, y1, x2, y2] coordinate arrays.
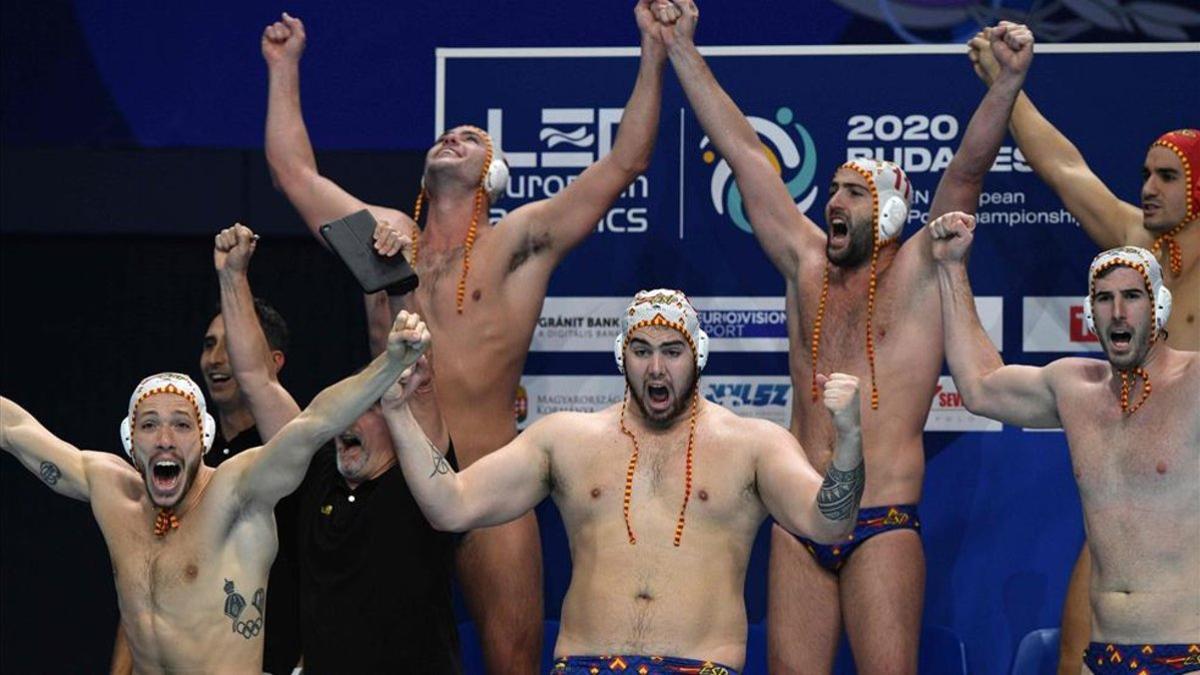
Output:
[[757, 373, 865, 544], [967, 32, 1139, 249], [214, 224, 301, 440], [926, 23, 1033, 231], [230, 311, 429, 507], [661, 0, 819, 276], [503, 0, 666, 261], [380, 368, 551, 532], [929, 212, 1061, 427], [0, 397, 122, 501], [261, 13, 409, 237]]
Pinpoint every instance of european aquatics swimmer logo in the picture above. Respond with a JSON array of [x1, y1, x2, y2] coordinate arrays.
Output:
[[701, 107, 819, 234]]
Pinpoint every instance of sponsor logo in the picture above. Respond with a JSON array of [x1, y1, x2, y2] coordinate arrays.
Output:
[[484, 107, 648, 232], [702, 107, 819, 233], [704, 377, 793, 428], [925, 376, 1002, 432], [533, 297, 791, 352], [1023, 297, 1102, 352], [515, 376, 625, 429]]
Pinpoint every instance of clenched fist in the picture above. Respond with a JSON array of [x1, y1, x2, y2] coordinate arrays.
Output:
[[262, 12, 306, 67], [387, 311, 431, 369], [818, 373, 861, 436], [928, 211, 976, 264], [214, 223, 258, 275]]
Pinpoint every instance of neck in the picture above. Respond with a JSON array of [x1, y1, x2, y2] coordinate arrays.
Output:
[[1152, 217, 1200, 275], [217, 403, 255, 442], [423, 185, 485, 247]]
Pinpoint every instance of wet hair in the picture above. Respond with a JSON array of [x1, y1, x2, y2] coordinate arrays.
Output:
[[208, 297, 290, 355]]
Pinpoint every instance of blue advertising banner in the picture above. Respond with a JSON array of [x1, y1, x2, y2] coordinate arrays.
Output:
[[441, 45, 1198, 674]]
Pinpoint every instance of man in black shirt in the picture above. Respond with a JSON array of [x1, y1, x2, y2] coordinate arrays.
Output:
[[219, 223, 460, 673]]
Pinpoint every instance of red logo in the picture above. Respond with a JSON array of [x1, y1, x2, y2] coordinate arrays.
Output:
[[1069, 305, 1099, 343]]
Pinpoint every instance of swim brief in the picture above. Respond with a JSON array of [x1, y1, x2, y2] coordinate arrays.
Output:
[[1083, 642, 1200, 674], [792, 504, 921, 573], [550, 654, 739, 674]]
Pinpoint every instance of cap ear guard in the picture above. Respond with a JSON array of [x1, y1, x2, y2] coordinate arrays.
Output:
[[1154, 285, 1173, 333], [614, 333, 628, 374], [484, 155, 509, 204], [878, 194, 908, 242], [1083, 295, 1096, 336], [694, 330, 710, 371]]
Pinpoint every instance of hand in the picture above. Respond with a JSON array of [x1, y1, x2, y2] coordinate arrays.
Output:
[[818, 373, 861, 435], [214, 223, 258, 275], [966, 31, 999, 86], [387, 311, 431, 368], [261, 12, 306, 67], [381, 355, 432, 410], [652, 0, 697, 49], [928, 211, 976, 264], [373, 219, 412, 260], [635, 0, 666, 49], [987, 21, 1033, 83]]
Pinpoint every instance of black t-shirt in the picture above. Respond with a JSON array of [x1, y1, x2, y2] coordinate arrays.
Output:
[[203, 426, 303, 675], [293, 444, 460, 674]]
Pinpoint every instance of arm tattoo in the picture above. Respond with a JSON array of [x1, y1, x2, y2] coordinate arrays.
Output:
[[817, 461, 865, 522], [427, 439, 452, 479], [39, 461, 61, 486]]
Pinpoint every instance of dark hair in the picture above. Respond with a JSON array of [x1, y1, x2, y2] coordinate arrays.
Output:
[[208, 298, 290, 355]]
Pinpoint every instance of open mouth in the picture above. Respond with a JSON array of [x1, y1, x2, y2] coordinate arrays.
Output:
[[828, 216, 849, 246], [151, 459, 183, 492], [207, 372, 232, 385], [1109, 329, 1133, 350], [647, 384, 671, 407]]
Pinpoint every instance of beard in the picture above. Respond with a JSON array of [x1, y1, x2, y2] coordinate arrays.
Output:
[[626, 372, 698, 428], [826, 215, 875, 268], [1099, 324, 1153, 370]]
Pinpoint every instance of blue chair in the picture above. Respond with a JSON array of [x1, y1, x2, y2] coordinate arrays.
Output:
[[1011, 628, 1060, 675], [830, 623, 968, 675], [457, 619, 561, 674]]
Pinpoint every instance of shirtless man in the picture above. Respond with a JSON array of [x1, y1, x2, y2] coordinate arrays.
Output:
[[0, 310, 428, 673], [929, 210, 1199, 674], [261, 7, 665, 669], [969, 42, 1200, 670], [652, 2, 1034, 670], [383, 289, 867, 674], [967, 43, 1199, 348]]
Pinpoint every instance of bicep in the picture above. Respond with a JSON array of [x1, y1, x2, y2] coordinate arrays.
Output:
[[753, 430, 824, 535], [3, 415, 92, 500], [517, 158, 631, 257], [232, 414, 323, 507], [242, 383, 301, 442], [731, 149, 817, 276], [454, 426, 552, 528], [1049, 166, 1139, 249], [972, 364, 1060, 428]]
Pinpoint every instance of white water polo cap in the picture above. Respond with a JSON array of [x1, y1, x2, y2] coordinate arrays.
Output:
[[1084, 246, 1173, 336], [839, 158, 913, 243], [614, 289, 709, 373], [119, 372, 217, 457]]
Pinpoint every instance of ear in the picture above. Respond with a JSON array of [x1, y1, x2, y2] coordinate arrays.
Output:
[[271, 351, 286, 374]]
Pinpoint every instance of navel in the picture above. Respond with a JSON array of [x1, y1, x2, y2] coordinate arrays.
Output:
[[590, 487, 601, 499]]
